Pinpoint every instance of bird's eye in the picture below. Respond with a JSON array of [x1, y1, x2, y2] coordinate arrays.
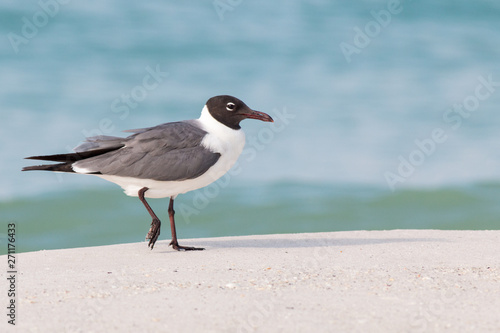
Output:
[[226, 102, 236, 111]]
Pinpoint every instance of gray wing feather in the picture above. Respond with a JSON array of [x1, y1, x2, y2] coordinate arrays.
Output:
[[74, 135, 126, 152], [73, 121, 221, 181], [122, 127, 151, 134]]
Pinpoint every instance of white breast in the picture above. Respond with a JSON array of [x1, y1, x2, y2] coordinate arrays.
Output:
[[97, 106, 246, 199], [198, 105, 246, 177]]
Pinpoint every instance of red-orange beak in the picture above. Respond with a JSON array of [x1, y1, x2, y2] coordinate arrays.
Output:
[[242, 110, 274, 122]]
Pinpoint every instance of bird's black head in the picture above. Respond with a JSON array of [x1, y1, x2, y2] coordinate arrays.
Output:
[[205, 95, 273, 130]]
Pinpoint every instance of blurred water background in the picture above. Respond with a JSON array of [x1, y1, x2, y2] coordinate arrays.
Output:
[[1, 0, 499, 254]]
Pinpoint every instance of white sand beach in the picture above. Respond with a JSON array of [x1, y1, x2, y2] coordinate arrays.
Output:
[[3, 230, 500, 332]]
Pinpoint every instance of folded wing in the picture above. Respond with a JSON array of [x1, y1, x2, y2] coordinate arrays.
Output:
[[73, 121, 221, 181]]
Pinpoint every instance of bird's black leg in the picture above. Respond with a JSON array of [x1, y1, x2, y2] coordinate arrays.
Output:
[[168, 197, 204, 251], [138, 187, 161, 249]]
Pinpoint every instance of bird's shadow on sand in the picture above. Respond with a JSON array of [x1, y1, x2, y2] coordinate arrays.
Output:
[[162, 236, 445, 251]]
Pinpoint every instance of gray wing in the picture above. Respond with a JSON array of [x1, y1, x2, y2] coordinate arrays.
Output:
[[73, 121, 221, 181]]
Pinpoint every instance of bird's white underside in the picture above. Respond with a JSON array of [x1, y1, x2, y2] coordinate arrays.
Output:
[[73, 105, 246, 198]]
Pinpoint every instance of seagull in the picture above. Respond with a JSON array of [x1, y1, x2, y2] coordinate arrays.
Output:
[[23, 95, 274, 251]]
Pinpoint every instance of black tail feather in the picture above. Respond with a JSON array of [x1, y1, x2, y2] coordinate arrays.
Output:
[[23, 147, 121, 173], [24, 147, 123, 163], [22, 163, 75, 173]]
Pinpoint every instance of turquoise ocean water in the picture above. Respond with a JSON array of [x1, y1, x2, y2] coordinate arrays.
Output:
[[1, 1, 500, 254]]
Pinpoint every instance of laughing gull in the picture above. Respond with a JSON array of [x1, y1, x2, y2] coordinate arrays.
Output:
[[23, 95, 274, 250]]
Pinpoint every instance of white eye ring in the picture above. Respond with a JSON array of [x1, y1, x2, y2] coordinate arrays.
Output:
[[226, 102, 236, 111]]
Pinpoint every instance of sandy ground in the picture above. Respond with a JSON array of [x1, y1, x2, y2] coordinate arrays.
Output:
[[1, 230, 499, 332]]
